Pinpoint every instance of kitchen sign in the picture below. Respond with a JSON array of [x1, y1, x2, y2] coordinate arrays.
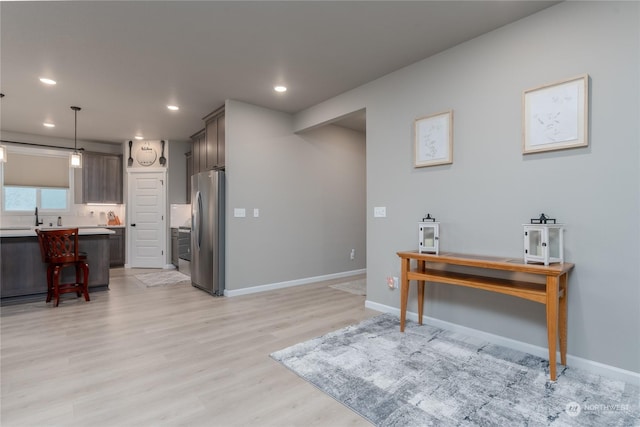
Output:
[[136, 142, 157, 166], [127, 140, 167, 169]]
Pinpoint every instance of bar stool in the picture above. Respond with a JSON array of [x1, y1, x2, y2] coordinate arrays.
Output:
[[36, 228, 90, 307]]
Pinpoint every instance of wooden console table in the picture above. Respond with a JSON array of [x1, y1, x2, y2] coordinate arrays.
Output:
[[397, 251, 574, 381]]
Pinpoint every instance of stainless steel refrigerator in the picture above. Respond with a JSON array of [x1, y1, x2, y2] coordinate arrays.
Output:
[[191, 170, 225, 296]]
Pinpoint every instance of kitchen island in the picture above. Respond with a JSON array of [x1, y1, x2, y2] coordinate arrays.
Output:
[[1, 227, 114, 304]]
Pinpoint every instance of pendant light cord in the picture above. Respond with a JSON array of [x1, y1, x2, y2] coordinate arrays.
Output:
[[71, 106, 81, 151]]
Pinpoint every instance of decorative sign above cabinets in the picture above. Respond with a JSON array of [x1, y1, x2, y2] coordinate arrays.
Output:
[[136, 142, 157, 166], [127, 140, 167, 169]]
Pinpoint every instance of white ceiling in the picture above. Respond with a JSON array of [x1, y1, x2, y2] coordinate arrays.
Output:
[[0, 1, 557, 144]]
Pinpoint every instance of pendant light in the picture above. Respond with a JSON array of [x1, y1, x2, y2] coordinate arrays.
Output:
[[70, 106, 82, 168]]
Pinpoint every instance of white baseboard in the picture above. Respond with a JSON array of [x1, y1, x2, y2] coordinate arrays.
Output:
[[364, 300, 640, 387], [224, 269, 366, 297]]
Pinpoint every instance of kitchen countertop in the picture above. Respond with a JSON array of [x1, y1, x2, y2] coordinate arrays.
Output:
[[0, 227, 116, 238]]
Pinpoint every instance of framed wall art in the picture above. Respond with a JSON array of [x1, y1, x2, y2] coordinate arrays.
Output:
[[414, 110, 453, 167], [522, 74, 589, 154]]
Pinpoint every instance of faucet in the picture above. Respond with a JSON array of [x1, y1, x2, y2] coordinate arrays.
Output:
[[34, 207, 43, 226]]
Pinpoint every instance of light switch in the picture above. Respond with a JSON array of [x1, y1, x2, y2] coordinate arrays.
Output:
[[253, 208, 260, 218], [234, 208, 246, 218], [374, 207, 387, 218]]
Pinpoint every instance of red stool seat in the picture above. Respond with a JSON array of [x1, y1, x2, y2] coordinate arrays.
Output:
[[36, 228, 90, 307]]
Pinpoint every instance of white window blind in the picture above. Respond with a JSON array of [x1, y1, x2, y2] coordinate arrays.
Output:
[[3, 153, 70, 188]]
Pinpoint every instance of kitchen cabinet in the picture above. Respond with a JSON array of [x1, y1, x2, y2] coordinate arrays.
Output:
[[187, 106, 224, 194], [205, 117, 217, 170], [171, 228, 190, 268], [76, 152, 123, 204], [1, 237, 46, 297], [108, 227, 125, 267], [178, 229, 190, 261], [1, 234, 111, 302], [203, 107, 225, 170], [217, 112, 225, 168], [190, 129, 205, 176], [171, 228, 179, 267], [185, 151, 193, 204]]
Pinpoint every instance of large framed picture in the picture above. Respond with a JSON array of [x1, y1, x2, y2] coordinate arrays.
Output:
[[522, 74, 589, 154], [414, 110, 453, 167]]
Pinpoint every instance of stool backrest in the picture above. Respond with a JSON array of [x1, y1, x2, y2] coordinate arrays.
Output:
[[36, 228, 81, 264]]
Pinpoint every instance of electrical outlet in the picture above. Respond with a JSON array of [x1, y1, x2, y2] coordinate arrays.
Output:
[[374, 206, 387, 218], [386, 276, 399, 289], [350, 249, 355, 260]]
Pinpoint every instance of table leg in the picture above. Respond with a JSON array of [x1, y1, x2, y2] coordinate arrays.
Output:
[[400, 257, 409, 332], [417, 260, 425, 325], [546, 275, 559, 381], [559, 273, 568, 366]]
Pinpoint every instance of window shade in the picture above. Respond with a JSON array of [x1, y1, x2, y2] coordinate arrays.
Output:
[[4, 153, 70, 188]]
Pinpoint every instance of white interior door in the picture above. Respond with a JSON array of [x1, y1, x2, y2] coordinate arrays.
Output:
[[128, 171, 166, 268]]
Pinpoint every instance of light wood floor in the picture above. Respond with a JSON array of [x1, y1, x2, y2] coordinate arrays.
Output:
[[1, 269, 377, 426]]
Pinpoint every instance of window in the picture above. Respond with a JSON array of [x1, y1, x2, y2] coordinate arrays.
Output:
[[1, 148, 73, 213], [3, 186, 69, 212]]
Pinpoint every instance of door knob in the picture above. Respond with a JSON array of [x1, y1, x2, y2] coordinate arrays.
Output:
[[131, 223, 136, 227]]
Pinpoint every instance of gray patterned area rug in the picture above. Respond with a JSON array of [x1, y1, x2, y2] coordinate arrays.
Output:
[[271, 314, 639, 426], [134, 270, 190, 287]]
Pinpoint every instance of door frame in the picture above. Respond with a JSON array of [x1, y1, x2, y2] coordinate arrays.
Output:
[[126, 168, 170, 268]]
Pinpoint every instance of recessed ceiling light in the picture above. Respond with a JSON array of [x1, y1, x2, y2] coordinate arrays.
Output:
[[134, 135, 144, 140], [39, 77, 57, 85], [43, 122, 55, 128], [167, 105, 179, 111], [274, 85, 287, 93]]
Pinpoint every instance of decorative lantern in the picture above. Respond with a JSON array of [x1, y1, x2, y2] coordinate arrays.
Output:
[[524, 213, 564, 265], [418, 213, 440, 255]]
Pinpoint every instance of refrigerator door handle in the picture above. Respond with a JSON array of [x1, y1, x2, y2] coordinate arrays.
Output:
[[196, 190, 203, 250]]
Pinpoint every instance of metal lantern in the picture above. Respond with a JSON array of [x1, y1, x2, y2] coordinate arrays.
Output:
[[524, 213, 564, 265], [418, 213, 440, 255]]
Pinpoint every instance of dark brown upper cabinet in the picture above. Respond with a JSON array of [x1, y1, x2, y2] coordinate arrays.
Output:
[[75, 152, 123, 204], [203, 106, 225, 170]]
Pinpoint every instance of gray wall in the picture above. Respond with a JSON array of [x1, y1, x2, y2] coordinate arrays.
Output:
[[167, 139, 191, 204], [294, 1, 639, 373], [225, 100, 366, 290]]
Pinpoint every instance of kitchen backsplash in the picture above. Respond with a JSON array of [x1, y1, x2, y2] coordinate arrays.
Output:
[[0, 204, 126, 228], [170, 204, 191, 228]]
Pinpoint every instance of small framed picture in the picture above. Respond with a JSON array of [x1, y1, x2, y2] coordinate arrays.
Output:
[[414, 110, 453, 167], [522, 74, 589, 154]]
